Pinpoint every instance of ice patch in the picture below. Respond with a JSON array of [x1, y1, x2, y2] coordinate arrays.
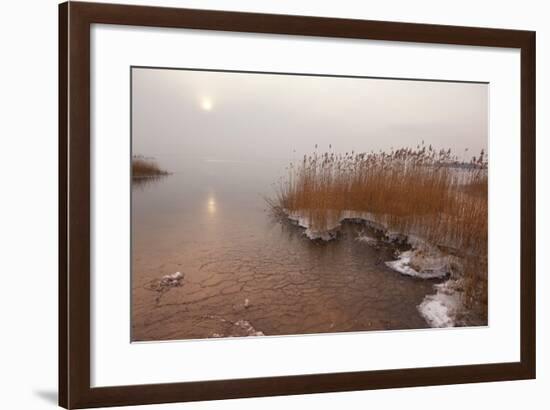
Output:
[[144, 271, 185, 304], [286, 211, 340, 241], [163, 271, 183, 279], [418, 281, 461, 327], [385, 249, 451, 279], [285, 209, 457, 279], [356, 234, 378, 245], [234, 319, 265, 336], [281, 209, 470, 329], [285, 209, 386, 241], [384, 236, 458, 279], [160, 271, 184, 285], [305, 228, 339, 241], [385, 231, 408, 244], [206, 316, 265, 338]]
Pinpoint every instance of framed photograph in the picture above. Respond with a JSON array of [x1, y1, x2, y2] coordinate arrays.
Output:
[[59, 1, 536, 408]]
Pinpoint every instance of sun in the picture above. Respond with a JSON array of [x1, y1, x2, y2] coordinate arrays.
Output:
[[201, 98, 213, 112]]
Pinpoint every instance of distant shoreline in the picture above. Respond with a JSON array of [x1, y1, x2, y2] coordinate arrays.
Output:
[[132, 155, 169, 178], [132, 173, 170, 180]]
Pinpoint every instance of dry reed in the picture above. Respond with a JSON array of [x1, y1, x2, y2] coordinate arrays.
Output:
[[132, 155, 168, 178], [273, 143, 488, 308]]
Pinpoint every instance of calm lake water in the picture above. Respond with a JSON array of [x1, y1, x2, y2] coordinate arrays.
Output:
[[131, 156, 437, 341]]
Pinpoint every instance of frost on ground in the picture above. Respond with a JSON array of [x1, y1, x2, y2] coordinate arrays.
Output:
[[418, 280, 462, 327]]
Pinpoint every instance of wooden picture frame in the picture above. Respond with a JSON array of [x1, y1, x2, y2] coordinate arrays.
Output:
[[59, 1, 536, 408]]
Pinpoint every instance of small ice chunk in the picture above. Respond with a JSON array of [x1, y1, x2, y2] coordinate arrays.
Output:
[[419, 297, 453, 327], [163, 271, 183, 280], [304, 228, 338, 241], [235, 319, 265, 336], [286, 210, 341, 241], [356, 234, 378, 245], [160, 271, 184, 286], [385, 250, 449, 279], [418, 281, 460, 327]]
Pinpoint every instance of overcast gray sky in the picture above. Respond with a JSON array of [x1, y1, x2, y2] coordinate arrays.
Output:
[[132, 67, 488, 162]]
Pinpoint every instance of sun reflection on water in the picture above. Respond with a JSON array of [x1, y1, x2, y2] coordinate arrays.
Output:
[[207, 196, 217, 214]]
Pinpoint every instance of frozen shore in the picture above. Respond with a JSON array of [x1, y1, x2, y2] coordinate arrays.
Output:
[[284, 209, 468, 328], [418, 280, 462, 327]]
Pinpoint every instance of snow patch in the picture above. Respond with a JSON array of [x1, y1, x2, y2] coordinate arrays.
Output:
[[385, 249, 452, 279], [384, 235, 458, 279], [418, 281, 462, 327]]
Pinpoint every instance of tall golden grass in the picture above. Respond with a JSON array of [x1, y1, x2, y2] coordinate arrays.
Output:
[[274, 143, 488, 307], [132, 155, 168, 178]]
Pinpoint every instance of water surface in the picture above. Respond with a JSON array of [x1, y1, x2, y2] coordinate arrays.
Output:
[[131, 156, 437, 341]]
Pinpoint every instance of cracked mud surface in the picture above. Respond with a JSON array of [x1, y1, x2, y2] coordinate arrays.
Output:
[[131, 163, 438, 342]]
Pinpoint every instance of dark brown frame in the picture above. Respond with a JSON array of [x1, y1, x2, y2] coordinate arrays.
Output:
[[59, 1, 536, 408]]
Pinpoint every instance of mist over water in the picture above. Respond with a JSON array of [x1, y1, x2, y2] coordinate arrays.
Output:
[[132, 68, 488, 163]]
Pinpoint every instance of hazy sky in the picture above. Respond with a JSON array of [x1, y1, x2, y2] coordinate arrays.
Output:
[[132, 67, 488, 162]]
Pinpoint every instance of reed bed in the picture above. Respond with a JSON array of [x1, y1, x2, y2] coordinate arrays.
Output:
[[132, 155, 168, 178], [273, 143, 488, 307]]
